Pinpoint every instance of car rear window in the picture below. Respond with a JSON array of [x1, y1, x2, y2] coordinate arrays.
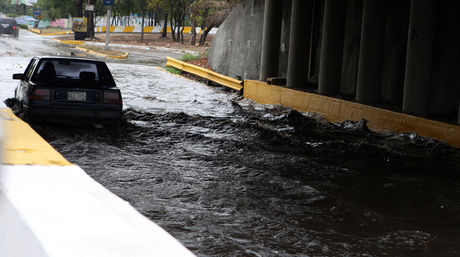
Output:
[[0, 18, 17, 25], [34, 60, 100, 82]]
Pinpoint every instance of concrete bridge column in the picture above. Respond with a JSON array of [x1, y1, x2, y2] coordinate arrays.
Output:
[[356, 0, 386, 103], [458, 101, 460, 123], [286, 0, 313, 88], [259, 0, 283, 82], [402, 0, 436, 116], [318, 0, 347, 95]]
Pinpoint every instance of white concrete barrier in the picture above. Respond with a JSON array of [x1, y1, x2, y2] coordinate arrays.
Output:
[[0, 165, 194, 257], [0, 107, 195, 257]]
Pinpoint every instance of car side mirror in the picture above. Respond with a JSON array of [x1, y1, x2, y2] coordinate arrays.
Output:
[[12, 73, 24, 80]]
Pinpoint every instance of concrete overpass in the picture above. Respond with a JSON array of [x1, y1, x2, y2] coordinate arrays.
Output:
[[209, 0, 460, 127]]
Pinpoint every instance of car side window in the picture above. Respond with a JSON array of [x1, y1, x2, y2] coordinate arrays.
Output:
[[24, 59, 38, 81]]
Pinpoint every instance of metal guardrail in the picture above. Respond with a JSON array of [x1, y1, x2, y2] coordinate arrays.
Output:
[[165, 57, 243, 91]]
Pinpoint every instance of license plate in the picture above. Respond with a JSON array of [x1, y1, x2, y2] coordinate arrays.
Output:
[[67, 91, 86, 101]]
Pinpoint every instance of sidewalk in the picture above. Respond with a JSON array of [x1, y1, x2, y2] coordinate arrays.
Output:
[[30, 28, 209, 60], [30, 28, 129, 59], [51, 37, 129, 59]]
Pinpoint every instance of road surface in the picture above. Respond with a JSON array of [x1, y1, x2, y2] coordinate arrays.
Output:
[[2, 30, 460, 256]]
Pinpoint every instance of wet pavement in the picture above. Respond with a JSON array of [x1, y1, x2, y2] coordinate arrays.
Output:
[[3, 31, 460, 256]]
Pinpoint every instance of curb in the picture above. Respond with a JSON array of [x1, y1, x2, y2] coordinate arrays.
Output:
[[51, 37, 129, 59], [52, 38, 85, 45], [1, 108, 72, 166], [28, 28, 41, 34], [41, 31, 73, 36], [75, 46, 129, 59], [28, 28, 73, 36]]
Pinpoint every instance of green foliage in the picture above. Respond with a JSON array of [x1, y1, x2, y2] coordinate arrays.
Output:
[[0, 0, 13, 14], [37, 0, 74, 20], [181, 52, 200, 61], [0, 0, 30, 16], [19, 23, 28, 29], [148, 0, 168, 11], [164, 66, 181, 74]]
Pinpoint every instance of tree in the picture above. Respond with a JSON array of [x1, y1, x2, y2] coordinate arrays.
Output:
[[75, 0, 83, 16], [36, 0, 74, 20], [190, 0, 233, 46], [189, 0, 202, 46], [0, 0, 24, 16], [148, 0, 169, 37], [86, 0, 96, 38], [35, 0, 237, 45], [140, 0, 145, 42]]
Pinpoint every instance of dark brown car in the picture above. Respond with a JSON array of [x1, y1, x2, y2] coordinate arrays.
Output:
[[13, 57, 123, 125], [0, 18, 19, 38]]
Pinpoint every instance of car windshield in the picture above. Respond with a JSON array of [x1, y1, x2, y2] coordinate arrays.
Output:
[[34, 60, 100, 82]]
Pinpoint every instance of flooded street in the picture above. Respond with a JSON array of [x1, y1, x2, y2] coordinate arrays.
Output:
[[3, 31, 460, 256], [31, 105, 460, 257]]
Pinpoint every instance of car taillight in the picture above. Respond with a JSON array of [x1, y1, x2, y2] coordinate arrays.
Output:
[[12, 26, 16, 29], [29, 89, 50, 101], [103, 92, 122, 104]]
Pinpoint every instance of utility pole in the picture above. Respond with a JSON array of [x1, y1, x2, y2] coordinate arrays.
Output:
[[103, 0, 114, 49]]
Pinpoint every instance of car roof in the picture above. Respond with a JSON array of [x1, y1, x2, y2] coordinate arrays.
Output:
[[35, 56, 106, 64]]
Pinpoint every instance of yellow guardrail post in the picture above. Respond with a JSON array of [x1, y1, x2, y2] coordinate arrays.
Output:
[[165, 57, 243, 91]]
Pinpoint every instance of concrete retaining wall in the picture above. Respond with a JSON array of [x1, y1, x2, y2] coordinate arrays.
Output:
[[208, 0, 265, 80], [208, 0, 460, 122]]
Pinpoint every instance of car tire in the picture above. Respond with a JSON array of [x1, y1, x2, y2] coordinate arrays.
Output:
[[14, 101, 25, 120]]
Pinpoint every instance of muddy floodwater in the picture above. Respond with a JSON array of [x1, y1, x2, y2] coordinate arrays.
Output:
[[2, 32, 460, 256], [17, 97, 459, 257]]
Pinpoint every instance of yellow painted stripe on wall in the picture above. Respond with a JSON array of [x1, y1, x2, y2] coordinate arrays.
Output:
[[182, 27, 192, 34], [1, 108, 72, 166], [110, 26, 116, 32], [124, 26, 135, 33], [243, 80, 460, 148], [160, 26, 172, 33], [144, 26, 154, 33]]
